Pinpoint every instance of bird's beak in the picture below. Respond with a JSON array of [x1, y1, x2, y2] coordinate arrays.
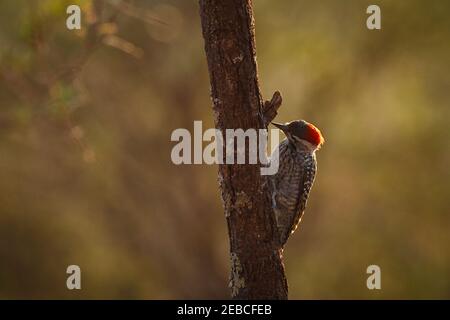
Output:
[[271, 122, 288, 133]]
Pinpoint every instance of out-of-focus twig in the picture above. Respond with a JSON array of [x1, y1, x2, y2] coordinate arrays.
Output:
[[50, 0, 119, 85], [102, 35, 144, 59], [105, 0, 168, 26]]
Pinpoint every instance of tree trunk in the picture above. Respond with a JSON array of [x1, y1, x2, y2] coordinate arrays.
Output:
[[199, 0, 288, 299]]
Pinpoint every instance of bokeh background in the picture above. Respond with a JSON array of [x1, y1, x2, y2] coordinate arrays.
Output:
[[0, 0, 449, 299]]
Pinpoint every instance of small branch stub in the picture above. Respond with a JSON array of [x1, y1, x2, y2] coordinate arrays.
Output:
[[263, 91, 283, 126]]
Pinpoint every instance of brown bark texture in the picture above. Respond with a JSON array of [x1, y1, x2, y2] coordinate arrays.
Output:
[[199, 0, 288, 299]]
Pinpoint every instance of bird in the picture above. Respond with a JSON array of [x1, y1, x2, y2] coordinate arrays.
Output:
[[269, 120, 324, 246]]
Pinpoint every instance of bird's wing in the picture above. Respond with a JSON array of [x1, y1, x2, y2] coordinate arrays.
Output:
[[279, 155, 316, 246]]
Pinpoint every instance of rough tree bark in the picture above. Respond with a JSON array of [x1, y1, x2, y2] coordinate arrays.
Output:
[[199, 0, 288, 299]]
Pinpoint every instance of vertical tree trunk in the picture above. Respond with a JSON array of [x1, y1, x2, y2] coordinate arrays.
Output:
[[199, 0, 288, 299]]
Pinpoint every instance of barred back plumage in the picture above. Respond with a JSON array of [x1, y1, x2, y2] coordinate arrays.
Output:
[[270, 138, 317, 246]]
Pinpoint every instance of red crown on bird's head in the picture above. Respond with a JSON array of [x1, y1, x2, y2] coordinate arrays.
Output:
[[305, 123, 324, 150], [272, 120, 325, 150]]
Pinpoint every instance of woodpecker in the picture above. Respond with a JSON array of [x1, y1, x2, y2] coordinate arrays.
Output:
[[270, 120, 324, 246]]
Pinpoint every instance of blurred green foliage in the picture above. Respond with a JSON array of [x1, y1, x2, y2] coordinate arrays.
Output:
[[0, 0, 449, 299]]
